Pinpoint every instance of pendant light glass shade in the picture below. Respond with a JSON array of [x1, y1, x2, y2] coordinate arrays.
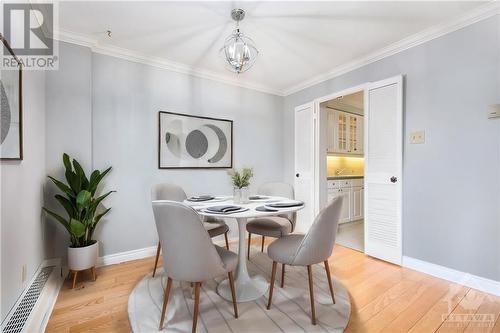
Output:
[[220, 9, 258, 73]]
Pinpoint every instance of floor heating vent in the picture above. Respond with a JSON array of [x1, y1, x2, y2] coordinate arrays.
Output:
[[2, 266, 54, 333]]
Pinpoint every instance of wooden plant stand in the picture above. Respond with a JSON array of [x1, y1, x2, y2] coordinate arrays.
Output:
[[69, 266, 97, 289]]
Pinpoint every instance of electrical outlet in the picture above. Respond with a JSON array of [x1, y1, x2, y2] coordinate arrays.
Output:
[[22, 264, 27, 283], [410, 131, 425, 144]]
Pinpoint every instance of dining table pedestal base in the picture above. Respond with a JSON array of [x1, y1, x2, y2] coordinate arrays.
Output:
[[216, 217, 269, 302], [217, 274, 268, 302]]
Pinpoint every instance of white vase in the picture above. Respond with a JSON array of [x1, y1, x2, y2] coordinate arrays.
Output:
[[240, 186, 250, 203], [68, 241, 99, 271], [233, 187, 242, 203]]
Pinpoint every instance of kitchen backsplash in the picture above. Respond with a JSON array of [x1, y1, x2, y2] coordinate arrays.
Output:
[[327, 155, 364, 177]]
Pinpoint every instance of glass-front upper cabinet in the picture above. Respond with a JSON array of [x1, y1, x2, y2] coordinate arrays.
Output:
[[327, 110, 364, 155], [337, 112, 347, 151]]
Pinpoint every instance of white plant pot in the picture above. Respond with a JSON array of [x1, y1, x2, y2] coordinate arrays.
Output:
[[68, 241, 99, 271]]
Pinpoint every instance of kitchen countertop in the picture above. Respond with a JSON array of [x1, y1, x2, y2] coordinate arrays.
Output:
[[327, 175, 364, 180]]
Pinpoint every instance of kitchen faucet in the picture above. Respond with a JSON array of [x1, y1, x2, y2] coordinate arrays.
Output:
[[335, 168, 346, 175]]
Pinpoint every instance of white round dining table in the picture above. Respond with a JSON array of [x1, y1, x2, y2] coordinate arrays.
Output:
[[185, 196, 303, 303]]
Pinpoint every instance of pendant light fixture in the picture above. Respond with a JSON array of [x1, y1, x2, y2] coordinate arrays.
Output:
[[220, 9, 258, 74]]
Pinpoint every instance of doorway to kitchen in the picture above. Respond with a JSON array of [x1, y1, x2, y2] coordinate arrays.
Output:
[[294, 75, 403, 265], [321, 91, 365, 252]]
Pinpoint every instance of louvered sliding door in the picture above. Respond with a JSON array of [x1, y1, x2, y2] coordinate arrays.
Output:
[[364, 76, 403, 265]]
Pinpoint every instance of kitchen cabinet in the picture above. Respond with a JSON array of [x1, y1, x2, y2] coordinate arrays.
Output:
[[327, 188, 351, 223], [327, 110, 363, 155], [351, 186, 364, 221], [327, 178, 364, 224], [339, 188, 351, 223]]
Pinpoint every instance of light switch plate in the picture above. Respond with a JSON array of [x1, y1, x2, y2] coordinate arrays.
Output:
[[410, 131, 425, 144], [489, 104, 500, 119]]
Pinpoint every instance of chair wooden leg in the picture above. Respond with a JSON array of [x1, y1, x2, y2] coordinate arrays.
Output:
[[228, 272, 238, 318], [267, 261, 277, 309], [247, 233, 251, 260], [159, 277, 173, 330], [281, 264, 285, 288], [192, 282, 201, 333], [261, 236, 265, 252], [324, 260, 335, 304], [153, 242, 161, 278], [72, 270, 78, 289], [224, 232, 229, 250], [307, 265, 316, 325]]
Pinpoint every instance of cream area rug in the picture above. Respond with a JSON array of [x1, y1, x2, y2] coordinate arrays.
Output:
[[128, 248, 351, 332]]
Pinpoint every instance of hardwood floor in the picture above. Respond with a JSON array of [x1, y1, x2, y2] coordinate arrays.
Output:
[[46, 244, 500, 333]]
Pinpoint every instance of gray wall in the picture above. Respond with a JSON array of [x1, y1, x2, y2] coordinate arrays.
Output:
[[1, 71, 46, 321], [283, 16, 500, 281], [45, 42, 284, 257], [44, 43, 93, 259]]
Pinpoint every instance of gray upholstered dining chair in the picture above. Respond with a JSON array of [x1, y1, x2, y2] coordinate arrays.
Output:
[[266, 197, 342, 325], [151, 183, 229, 277], [152, 201, 238, 332], [246, 182, 296, 286]]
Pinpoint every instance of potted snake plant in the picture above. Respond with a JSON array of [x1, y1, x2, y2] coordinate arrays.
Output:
[[43, 153, 114, 274]]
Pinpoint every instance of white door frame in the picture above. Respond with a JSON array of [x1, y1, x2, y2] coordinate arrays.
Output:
[[296, 78, 403, 263]]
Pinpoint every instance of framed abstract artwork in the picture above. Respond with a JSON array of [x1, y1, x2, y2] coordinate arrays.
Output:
[[0, 36, 23, 160], [158, 111, 233, 169]]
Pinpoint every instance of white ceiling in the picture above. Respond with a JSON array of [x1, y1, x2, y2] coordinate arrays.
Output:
[[58, 1, 491, 95]]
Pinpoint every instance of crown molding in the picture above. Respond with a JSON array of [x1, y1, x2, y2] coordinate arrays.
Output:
[[54, 1, 499, 98], [55, 29, 95, 49], [282, 1, 500, 96], [55, 29, 286, 96]]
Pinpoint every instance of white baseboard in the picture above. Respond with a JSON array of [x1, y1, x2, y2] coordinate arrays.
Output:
[[97, 245, 158, 267], [403, 256, 500, 296], [96, 237, 239, 267]]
